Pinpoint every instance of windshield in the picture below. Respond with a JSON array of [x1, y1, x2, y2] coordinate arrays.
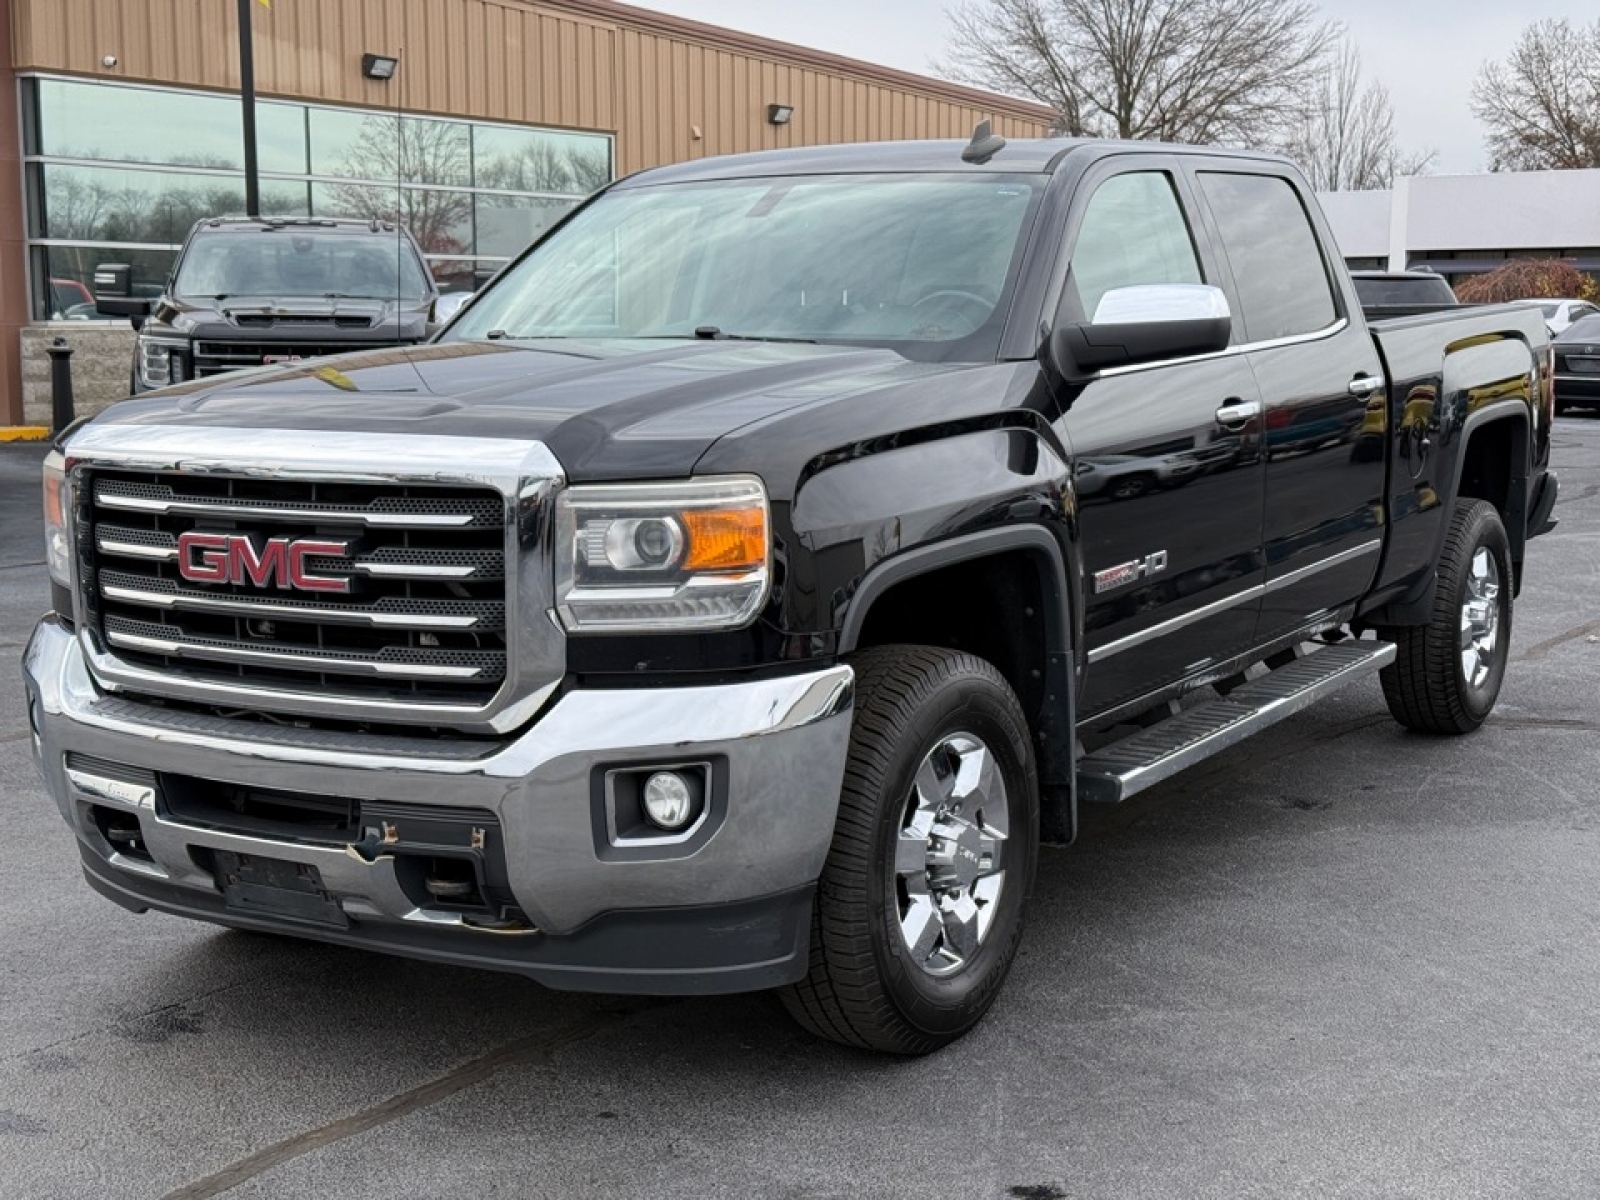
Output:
[[446, 173, 1044, 360], [174, 229, 432, 301], [1352, 275, 1457, 306]]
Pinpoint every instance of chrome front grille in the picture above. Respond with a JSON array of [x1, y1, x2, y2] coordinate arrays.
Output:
[[85, 470, 510, 710], [64, 426, 566, 733], [192, 341, 383, 375]]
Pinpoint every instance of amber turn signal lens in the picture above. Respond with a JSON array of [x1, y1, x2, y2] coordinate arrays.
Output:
[[42, 474, 64, 529], [682, 507, 766, 571]]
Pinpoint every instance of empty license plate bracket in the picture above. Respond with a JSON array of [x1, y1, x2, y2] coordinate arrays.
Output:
[[213, 850, 349, 928]]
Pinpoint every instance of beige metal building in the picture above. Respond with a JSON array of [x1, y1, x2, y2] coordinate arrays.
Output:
[[0, 0, 1057, 424]]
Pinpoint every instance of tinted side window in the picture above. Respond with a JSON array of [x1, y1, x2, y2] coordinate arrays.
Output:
[[1068, 172, 1202, 322], [1198, 172, 1337, 341]]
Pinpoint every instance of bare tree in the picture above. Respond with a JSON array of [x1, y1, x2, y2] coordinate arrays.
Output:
[[328, 116, 472, 254], [476, 142, 610, 196], [1284, 39, 1434, 191], [940, 0, 1337, 146], [1472, 18, 1600, 171]]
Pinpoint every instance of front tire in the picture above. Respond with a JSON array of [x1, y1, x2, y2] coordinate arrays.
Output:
[[1378, 499, 1512, 734], [780, 646, 1039, 1054]]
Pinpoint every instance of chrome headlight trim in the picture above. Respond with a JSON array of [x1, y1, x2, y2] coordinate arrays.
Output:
[[42, 448, 73, 588], [554, 475, 772, 634], [135, 333, 188, 390]]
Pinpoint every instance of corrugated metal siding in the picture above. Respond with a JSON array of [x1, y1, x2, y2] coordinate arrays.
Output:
[[10, 0, 1054, 170]]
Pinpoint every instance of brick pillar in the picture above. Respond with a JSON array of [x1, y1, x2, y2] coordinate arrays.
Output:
[[0, 0, 30, 426]]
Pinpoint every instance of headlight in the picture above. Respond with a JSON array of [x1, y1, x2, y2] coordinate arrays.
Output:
[[555, 477, 770, 632], [136, 335, 187, 390], [42, 449, 72, 588]]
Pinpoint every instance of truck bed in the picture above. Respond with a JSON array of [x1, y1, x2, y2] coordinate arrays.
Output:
[[1364, 303, 1551, 613]]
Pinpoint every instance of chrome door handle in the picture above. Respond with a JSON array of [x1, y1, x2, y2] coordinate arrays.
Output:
[[1214, 399, 1261, 429], [1349, 374, 1385, 397]]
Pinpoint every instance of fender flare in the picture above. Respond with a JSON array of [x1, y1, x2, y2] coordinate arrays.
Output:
[[837, 525, 1081, 843], [1369, 403, 1530, 626]]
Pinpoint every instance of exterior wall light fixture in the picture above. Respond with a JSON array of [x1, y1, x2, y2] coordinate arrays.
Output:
[[767, 104, 794, 126], [361, 53, 400, 81]]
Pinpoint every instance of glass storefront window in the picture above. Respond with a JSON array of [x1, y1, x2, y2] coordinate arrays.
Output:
[[35, 245, 178, 320], [426, 258, 510, 294], [35, 79, 307, 175], [35, 164, 308, 244], [25, 76, 610, 320], [475, 194, 578, 258], [310, 183, 474, 257], [310, 110, 471, 187], [473, 126, 610, 195]]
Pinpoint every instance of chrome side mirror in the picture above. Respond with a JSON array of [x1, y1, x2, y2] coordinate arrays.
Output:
[[1047, 283, 1233, 380], [432, 291, 474, 327], [1092, 283, 1231, 326]]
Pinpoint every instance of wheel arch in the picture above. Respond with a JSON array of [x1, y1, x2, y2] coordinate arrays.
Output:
[[1450, 405, 1530, 587], [837, 526, 1079, 843], [1365, 404, 1531, 627]]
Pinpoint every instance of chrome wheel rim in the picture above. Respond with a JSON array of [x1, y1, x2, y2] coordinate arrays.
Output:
[[1459, 546, 1502, 692], [894, 733, 1009, 978]]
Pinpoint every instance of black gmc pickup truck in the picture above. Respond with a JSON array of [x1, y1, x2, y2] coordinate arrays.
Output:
[[26, 133, 1558, 1055], [95, 216, 439, 392]]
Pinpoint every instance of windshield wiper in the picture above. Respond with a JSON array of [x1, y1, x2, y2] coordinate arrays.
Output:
[[476, 329, 820, 344], [689, 326, 817, 344]]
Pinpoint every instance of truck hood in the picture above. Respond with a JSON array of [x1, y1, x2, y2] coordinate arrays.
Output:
[[84, 338, 980, 479], [151, 293, 431, 339]]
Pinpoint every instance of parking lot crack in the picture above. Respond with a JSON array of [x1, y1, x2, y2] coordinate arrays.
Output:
[[1557, 482, 1600, 507], [1491, 716, 1600, 733], [1515, 618, 1600, 661], [159, 1009, 628, 1200]]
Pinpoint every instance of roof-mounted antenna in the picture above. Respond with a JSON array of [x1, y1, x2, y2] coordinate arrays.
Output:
[[962, 119, 1007, 165]]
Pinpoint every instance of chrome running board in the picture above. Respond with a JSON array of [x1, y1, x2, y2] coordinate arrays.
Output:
[[1076, 640, 1396, 804]]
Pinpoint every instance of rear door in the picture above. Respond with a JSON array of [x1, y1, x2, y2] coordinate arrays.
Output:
[[1052, 159, 1267, 718], [1190, 165, 1387, 646]]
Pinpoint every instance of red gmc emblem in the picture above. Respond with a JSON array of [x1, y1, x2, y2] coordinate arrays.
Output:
[[176, 532, 352, 593]]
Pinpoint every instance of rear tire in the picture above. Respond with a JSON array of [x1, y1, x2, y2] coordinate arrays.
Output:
[[780, 646, 1038, 1055], [1378, 499, 1512, 734]]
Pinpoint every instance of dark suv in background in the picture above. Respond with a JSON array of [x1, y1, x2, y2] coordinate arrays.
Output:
[[95, 216, 440, 392]]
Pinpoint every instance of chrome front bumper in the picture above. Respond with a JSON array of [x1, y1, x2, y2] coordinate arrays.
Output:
[[24, 617, 854, 994]]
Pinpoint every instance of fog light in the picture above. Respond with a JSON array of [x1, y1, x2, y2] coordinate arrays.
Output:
[[642, 771, 696, 830]]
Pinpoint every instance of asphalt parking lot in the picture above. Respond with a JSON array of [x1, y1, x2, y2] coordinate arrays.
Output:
[[3, 418, 1599, 1200]]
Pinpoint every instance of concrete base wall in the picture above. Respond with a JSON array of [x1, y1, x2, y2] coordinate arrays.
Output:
[[22, 323, 137, 426]]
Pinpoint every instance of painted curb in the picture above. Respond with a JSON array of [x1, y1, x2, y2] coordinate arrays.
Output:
[[0, 426, 50, 442]]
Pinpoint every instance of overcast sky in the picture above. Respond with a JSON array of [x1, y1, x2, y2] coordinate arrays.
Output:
[[636, 0, 1559, 177]]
